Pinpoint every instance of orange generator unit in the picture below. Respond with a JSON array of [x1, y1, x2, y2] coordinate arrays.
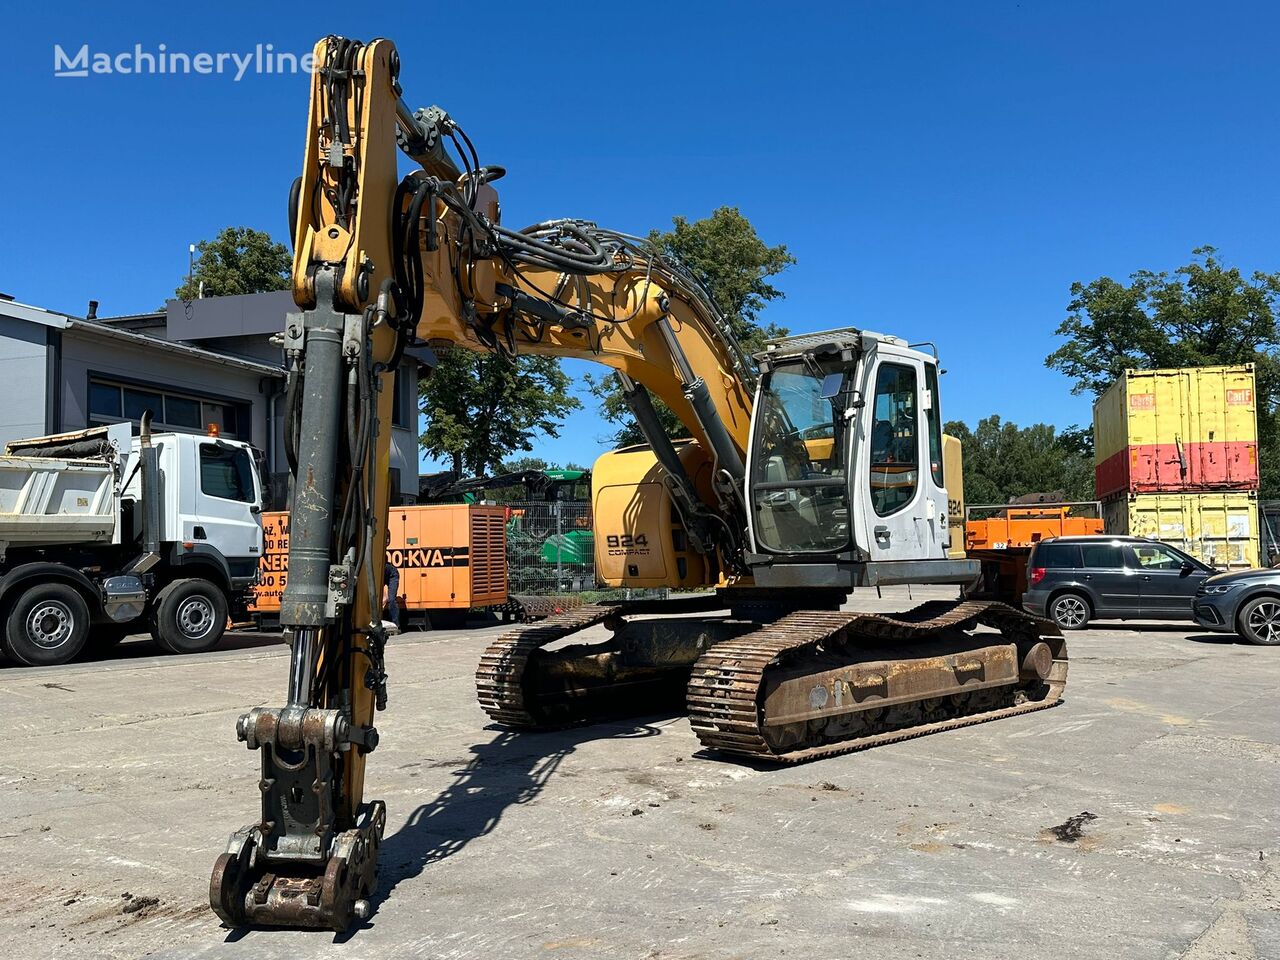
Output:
[[964, 500, 1105, 604], [250, 504, 508, 629]]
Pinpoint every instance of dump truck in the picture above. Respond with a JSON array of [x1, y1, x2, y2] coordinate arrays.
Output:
[[0, 419, 264, 665]]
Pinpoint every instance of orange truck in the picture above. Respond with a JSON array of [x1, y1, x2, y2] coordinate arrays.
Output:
[[964, 500, 1104, 604], [250, 504, 507, 629]]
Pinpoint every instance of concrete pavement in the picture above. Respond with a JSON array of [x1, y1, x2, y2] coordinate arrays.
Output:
[[1, 587, 1276, 959]]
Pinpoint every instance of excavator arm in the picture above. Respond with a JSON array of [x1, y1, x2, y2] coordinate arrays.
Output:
[[210, 35, 764, 930]]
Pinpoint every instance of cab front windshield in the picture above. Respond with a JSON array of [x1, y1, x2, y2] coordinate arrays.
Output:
[[750, 358, 852, 554]]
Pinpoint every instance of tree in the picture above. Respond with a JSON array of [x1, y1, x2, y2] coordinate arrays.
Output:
[[1046, 246, 1280, 495], [496, 457, 589, 474], [591, 207, 795, 446], [651, 207, 795, 351], [497, 456, 550, 475], [418, 349, 581, 476], [945, 416, 1095, 505], [176, 226, 291, 299]]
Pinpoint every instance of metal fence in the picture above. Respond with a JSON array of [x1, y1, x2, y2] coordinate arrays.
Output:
[[505, 500, 597, 594]]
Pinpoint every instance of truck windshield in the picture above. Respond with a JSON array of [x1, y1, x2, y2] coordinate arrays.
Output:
[[200, 444, 256, 503], [749, 358, 852, 554]]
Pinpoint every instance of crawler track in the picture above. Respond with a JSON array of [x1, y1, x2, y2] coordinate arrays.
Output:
[[476, 593, 749, 729], [475, 603, 621, 727], [686, 600, 1067, 763]]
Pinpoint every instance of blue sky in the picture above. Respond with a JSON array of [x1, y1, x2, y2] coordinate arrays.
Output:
[[5, 1, 1278, 472]]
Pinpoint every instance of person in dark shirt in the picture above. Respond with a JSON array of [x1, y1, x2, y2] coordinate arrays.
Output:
[[383, 561, 401, 629]]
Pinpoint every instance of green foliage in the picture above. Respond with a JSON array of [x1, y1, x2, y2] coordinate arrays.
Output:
[[594, 207, 795, 446], [418, 349, 581, 476], [497, 456, 550, 474], [176, 227, 291, 299], [648, 206, 795, 352], [496, 457, 589, 474], [945, 416, 1095, 505], [1046, 246, 1280, 496], [587, 373, 688, 448]]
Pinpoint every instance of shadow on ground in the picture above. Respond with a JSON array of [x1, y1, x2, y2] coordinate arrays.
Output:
[[1184, 633, 1253, 645], [219, 715, 675, 944], [378, 717, 669, 895]]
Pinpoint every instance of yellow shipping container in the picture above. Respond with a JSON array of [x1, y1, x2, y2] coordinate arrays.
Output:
[[1093, 365, 1259, 498], [1103, 491, 1259, 570]]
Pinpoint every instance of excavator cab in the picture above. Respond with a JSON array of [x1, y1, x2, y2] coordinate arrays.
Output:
[[746, 329, 967, 589]]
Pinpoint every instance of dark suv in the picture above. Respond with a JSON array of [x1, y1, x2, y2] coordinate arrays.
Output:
[[1022, 535, 1214, 630]]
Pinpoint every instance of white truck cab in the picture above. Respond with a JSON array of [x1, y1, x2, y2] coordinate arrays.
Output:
[[0, 421, 264, 666]]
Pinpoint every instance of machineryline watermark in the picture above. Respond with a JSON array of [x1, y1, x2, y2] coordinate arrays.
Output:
[[53, 43, 317, 81]]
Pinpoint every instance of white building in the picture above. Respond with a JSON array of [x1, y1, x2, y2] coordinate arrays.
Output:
[[0, 291, 422, 508]]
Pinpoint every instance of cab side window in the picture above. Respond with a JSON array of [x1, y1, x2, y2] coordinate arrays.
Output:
[[925, 364, 944, 487], [869, 363, 919, 516], [200, 444, 255, 503]]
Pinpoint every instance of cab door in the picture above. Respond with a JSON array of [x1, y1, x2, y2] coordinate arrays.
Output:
[[858, 354, 945, 562], [192, 439, 264, 561]]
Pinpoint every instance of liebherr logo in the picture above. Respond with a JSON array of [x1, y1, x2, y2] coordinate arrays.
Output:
[[53, 44, 316, 81]]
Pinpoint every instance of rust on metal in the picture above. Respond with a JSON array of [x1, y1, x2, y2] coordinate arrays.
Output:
[[475, 601, 748, 728], [210, 800, 385, 931], [476, 603, 622, 727], [687, 599, 1068, 763]]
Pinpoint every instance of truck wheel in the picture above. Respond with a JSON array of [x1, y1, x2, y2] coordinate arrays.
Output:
[[151, 579, 228, 654], [4, 583, 91, 666]]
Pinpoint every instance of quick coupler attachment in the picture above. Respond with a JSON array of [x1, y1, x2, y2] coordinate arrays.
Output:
[[209, 706, 383, 931]]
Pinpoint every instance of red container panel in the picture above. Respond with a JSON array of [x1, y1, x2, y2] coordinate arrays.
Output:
[[1095, 441, 1258, 499]]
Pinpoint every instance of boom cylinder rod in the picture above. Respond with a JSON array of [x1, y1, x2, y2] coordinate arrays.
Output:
[[287, 628, 319, 707], [394, 98, 462, 180], [280, 271, 347, 644], [394, 97, 420, 142], [655, 317, 746, 481]]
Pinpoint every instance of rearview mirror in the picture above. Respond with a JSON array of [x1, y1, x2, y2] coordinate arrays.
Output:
[[820, 372, 845, 400]]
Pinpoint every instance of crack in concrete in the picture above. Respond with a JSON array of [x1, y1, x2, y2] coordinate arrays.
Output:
[[1179, 865, 1278, 960]]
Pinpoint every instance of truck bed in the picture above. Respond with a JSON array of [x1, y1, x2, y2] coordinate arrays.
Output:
[[0, 452, 119, 549]]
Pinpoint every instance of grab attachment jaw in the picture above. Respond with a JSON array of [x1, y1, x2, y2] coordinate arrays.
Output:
[[210, 706, 384, 930]]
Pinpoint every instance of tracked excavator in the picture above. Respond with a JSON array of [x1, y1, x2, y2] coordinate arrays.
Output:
[[209, 35, 1068, 931]]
